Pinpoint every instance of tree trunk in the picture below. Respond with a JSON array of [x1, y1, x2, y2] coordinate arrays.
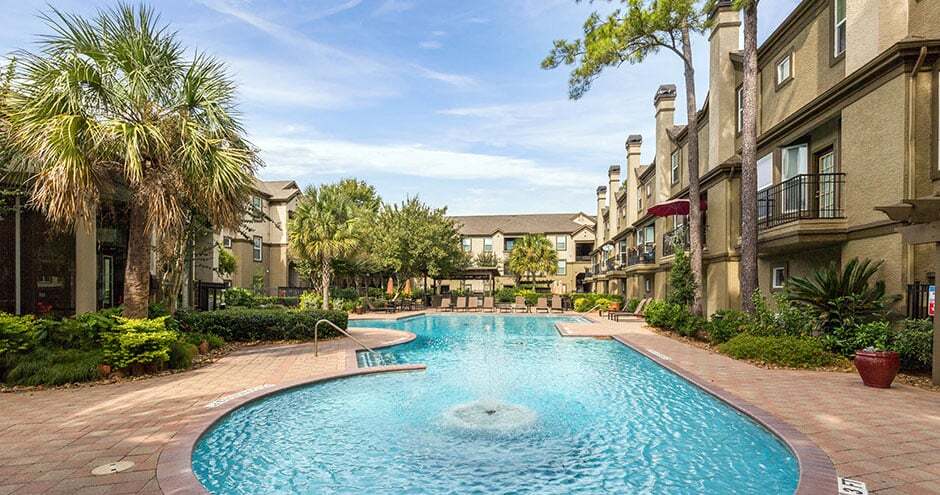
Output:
[[123, 202, 151, 318], [680, 25, 705, 317], [321, 256, 331, 310], [740, 2, 760, 313]]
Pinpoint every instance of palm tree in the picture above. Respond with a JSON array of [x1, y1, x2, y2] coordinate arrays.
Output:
[[6, 4, 258, 317], [288, 182, 368, 310], [507, 234, 558, 290]]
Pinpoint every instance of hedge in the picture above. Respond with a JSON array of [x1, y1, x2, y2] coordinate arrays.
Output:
[[718, 334, 847, 369], [175, 308, 348, 342]]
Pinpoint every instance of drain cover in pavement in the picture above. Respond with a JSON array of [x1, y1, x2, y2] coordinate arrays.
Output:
[[91, 461, 134, 475]]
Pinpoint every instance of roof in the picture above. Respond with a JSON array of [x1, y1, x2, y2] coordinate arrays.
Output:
[[253, 179, 301, 201], [451, 213, 595, 236]]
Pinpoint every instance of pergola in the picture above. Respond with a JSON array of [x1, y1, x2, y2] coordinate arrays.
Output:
[[876, 196, 940, 384], [444, 267, 501, 293]]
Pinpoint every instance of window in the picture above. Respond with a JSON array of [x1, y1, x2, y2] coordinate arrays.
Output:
[[556, 260, 567, 276], [251, 196, 263, 221], [781, 144, 808, 212], [736, 86, 744, 133], [670, 150, 680, 185], [833, 0, 846, 58], [646, 184, 652, 198], [483, 237, 493, 252], [644, 278, 652, 293], [772, 266, 787, 289], [504, 238, 515, 251], [637, 194, 643, 212], [757, 153, 774, 219], [252, 236, 263, 262], [462, 238, 471, 252], [645, 225, 655, 246], [775, 54, 792, 87], [222, 236, 232, 248], [556, 235, 567, 251]]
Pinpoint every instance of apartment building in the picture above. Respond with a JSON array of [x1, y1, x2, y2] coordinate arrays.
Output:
[[0, 178, 303, 315], [586, 0, 940, 315], [444, 213, 596, 294]]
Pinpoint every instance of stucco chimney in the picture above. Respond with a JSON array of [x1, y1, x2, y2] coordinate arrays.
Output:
[[595, 185, 607, 248], [608, 165, 621, 236], [708, 2, 740, 171], [654, 84, 676, 206], [625, 135, 642, 228]]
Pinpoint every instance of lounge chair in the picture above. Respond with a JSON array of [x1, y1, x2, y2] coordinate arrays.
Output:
[[498, 300, 513, 313], [512, 296, 528, 313], [467, 297, 479, 312], [534, 297, 549, 313], [366, 297, 395, 314], [438, 297, 454, 312], [455, 297, 468, 312], [482, 297, 496, 312], [550, 295, 564, 313], [610, 298, 650, 322]]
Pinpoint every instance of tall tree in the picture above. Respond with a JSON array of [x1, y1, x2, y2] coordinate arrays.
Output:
[[288, 181, 373, 310], [543, 0, 709, 315], [7, 4, 258, 317], [736, 0, 759, 312], [507, 234, 558, 290]]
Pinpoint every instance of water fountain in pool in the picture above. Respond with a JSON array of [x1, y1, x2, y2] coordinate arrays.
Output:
[[441, 399, 538, 434]]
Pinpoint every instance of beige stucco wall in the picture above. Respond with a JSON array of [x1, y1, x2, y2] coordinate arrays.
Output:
[[846, 0, 909, 75], [708, 6, 741, 171], [842, 234, 907, 310]]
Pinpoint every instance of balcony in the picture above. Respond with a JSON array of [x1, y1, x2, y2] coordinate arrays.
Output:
[[661, 224, 707, 257], [757, 173, 845, 230], [627, 243, 656, 265]]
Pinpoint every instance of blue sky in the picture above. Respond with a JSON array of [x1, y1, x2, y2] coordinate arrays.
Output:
[[0, 0, 800, 215]]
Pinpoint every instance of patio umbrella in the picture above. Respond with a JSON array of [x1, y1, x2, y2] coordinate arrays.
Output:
[[646, 198, 708, 217], [403, 279, 412, 296], [386, 277, 395, 297]]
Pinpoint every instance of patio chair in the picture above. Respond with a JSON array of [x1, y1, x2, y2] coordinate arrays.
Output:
[[482, 297, 496, 312], [366, 297, 395, 314], [512, 296, 528, 313], [550, 295, 564, 313], [455, 297, 468, 312], [467, 296, 480, 312], [498, 300, 513, 313], [610, 298, 651, 322], [438, 297, 454, 312], [534, 297, 549, 313]]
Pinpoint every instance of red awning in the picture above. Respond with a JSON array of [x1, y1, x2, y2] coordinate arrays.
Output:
[[647, 198, 708, 217]]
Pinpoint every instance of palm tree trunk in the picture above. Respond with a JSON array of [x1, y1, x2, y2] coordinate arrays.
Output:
[[680, 24, 705, 316], [740, 2, 760, 312], [123, 202, 151, 318], [321, 256, 331, 310]]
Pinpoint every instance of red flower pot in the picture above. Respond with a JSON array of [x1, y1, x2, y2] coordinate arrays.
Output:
[[853, 350, 900, 388]]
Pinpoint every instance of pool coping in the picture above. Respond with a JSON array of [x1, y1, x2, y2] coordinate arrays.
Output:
[[156, 329, 423, 495]]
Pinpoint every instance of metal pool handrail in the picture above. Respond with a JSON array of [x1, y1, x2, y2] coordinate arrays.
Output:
[[314, 319, 380, 357]]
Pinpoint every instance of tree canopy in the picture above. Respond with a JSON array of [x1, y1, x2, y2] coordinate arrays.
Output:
[[507, 234, 558, 289]]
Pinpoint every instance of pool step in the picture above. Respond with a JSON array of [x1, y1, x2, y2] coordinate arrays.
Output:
[[358, 351, 389, 368]]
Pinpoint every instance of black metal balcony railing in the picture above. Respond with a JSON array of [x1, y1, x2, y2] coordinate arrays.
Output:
[[662, 224, 708, 257], [757, 173, 845, 230], [605, 259, 615, 272], [627, 243, 656, 265]]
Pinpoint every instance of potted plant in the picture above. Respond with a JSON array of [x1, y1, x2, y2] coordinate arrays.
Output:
[[851, 321, 900, 388]]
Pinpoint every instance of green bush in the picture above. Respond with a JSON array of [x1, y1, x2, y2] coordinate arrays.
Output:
[[516, 289, 538, 306], [168, 340, 198, 370], [707, 309, 748, 344], [102, 317, 178, 369], [748, 291, 815, 337], [276, 296, 300, 307], [495, 288, 516, 303], [299, 291, 323, 310], [572, 293, 624, 312], [643, 300, 672, 328], [182, 332, 225, 350], [719, 334, 846, 369], [367, 287, 387, 299], [332, 287, 359, 300], [894, 319, 932, 371], [0, 313, 37, 356], [224, 287, 259, 307], [624, 298, 641, 312], [2, 347, 104, 386], [644, 300, 706, 338], [176, 308, 347, 342]]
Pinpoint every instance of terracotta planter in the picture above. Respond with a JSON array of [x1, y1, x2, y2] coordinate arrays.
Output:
[[609, 302, 620, 312], [97, 364, 111, 378], [854, 350, 900, 388], [198, 341, 210, 355]]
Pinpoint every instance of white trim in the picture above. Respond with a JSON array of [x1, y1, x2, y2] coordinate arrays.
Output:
[[772, 266, 787, 289]]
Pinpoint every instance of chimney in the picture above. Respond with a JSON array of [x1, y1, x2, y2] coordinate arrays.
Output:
[[625, 135, 642, 228], [595, 185, 607, 248], [608, 165, 621, 236], [708, 2, 740, 170], [654, 84, 677, 206]]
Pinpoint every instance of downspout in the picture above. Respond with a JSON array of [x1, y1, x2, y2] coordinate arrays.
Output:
[[905, 45, 928, 289]]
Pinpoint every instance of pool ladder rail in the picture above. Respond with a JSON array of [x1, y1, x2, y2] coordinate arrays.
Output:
[[313, 319, 384, 363]]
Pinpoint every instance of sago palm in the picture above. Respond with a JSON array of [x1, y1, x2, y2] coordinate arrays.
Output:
[[507, 234, 558, 290], [288, 183, 364, 310], [6, 4, 258, 317]]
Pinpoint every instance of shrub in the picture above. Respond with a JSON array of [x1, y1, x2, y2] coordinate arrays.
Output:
[[148, 302, 170, 318], [719, 334, 846, 369], [168, 340, 198, 370], [182, 332, 225, 350], [2, 348, 104, 386], [707, 309, 749, 344], [495, 288, 516, 303], [299, 291, 323, 310], [224, 287, 259, 308], [366, 287, 387, 299], [276, 296, 300, 307], [748, 292, 815, 338], [572, 293, 624, 312], [515, 289, 538, 306], [625, 298, 641, 312], [894, 319, 932, 371], [102, 317, 178, 369], [643, 300, 672, 328], [0, 313, 37, 356], [667, 243, 695, 307], [175, 308, 347, 342], [332, 287, 359, 300]]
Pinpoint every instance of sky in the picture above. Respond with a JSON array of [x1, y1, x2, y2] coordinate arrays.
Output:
[[0, 0, 801, 215]]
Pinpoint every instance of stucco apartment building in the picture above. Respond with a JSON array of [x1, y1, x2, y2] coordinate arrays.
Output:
[[586, 0, 940, 315], [0, 178, 303, 316], [443, 213, 596, 294]]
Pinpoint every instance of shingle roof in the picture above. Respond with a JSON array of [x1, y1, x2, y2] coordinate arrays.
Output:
[[451, 213, 595, 236], [254, 179, 300, 201]]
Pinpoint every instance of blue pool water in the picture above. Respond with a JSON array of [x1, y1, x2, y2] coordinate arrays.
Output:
[[193, 315, 799, 494]]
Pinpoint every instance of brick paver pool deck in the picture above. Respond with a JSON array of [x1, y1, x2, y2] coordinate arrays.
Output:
[[1, 312, 938, 494]]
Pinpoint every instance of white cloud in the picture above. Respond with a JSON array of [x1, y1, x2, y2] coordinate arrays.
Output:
[[419, 40, 442, 50], [430, 30, 447, 37], [411, 64, 477, 88], [253, 136, 598, 190], [374, 0, 415, 16]]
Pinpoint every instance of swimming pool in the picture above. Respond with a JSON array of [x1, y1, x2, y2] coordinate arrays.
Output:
[[192, 314, 799, 494]]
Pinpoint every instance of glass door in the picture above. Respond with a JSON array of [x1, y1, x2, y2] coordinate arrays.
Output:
[[781, 144, 808, 214], [818, 151, 836, 218]]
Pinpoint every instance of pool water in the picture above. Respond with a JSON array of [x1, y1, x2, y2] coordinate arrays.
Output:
[[192, 315, 799, 494]]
